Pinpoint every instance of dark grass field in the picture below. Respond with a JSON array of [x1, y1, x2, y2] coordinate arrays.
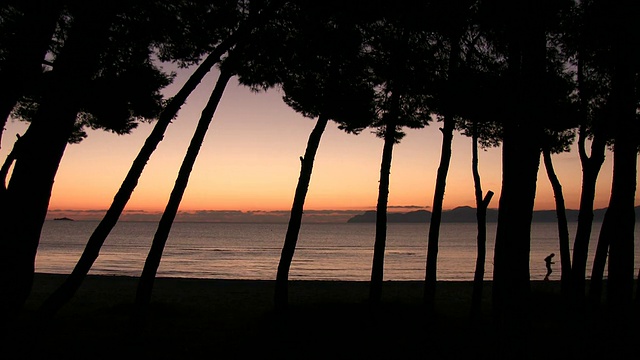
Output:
[[4, 274, 638, 359]]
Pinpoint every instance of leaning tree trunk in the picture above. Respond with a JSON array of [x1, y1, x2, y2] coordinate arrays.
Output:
[[134, 69, 233, 317], [424, 33, 460, 312], [369, 117, 398, 305], [470, 123, 494, 319], [37, 45, 233, 318], [274, 115, 329, 312], [0, 0, 63, 146], [542, 147, 571, 294], [424, 115, 454, 311], [0, 135, 23, 193], [0, 6, 116, 311]]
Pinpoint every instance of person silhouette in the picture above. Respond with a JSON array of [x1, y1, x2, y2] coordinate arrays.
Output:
[[544, 253, 555, 281]]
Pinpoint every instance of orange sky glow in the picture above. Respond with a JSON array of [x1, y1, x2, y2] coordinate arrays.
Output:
[[2, 66, 632, 222]]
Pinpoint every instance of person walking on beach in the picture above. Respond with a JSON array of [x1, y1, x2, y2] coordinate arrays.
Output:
[[544, 253, 555, 281]]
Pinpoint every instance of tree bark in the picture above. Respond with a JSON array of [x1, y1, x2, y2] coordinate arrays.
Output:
[[542, 147, 571, 293], [0, 5, 117, 311], [37, 44, 232, 318], [134, 69, 233, 317], [274, 115, 329, 312]]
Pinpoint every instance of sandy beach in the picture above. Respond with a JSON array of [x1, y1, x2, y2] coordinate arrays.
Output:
[[4, 273, 637, 359]]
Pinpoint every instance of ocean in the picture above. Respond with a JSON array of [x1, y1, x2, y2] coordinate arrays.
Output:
[[35, 220, 638, 281]]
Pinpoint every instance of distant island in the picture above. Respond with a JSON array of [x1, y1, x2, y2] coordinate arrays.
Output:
[[53, 217, 74, 221], [346, 206, 640, 223]]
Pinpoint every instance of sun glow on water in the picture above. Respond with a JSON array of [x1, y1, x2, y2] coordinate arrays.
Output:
[[36, 220, 638, 281]]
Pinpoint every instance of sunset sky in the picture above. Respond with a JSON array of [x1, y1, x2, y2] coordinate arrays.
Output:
[[2, 64, 629, 222]]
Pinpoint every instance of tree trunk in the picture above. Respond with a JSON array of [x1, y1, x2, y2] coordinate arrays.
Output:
[[471, 123, 493, 319], [604, 141, 636, 307], [37, 45, 232, 318], [592, 40, 636, 309], [134, 68, 233, 318], [492, 125, 540, 315], [0, 5, 116, 311], [607, 59, 638, 310], [492, 33, 545, 324], [424, 33, 460, 311], [492, 3, 545, 326], [542, 147, 571, 293], [274, 115, 329, 312], [0, 134, 23, 193], [588, 208, 610, 304], [571, 126, 606, 301], [569, 42, 608, 301], [592, 143, 637, 308], [0, 0, 63, 146], [369, 118, 397, 305], [424, 117, 454, 311]]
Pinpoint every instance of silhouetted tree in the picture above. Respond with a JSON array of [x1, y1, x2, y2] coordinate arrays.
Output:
[[0, 1, 174, 310], [470, 121, 494, 319], [38, 0, 266, 318], [561, 0, 612, 302], [477, 1, 535, 322], [577, 105, 608, 303], [134, 65, 234, 317], [0, 0, 233, 310], [133, 1, 286, 316], [365, 7, 435, 304], [478, 1, 572, 322], [601, 49, 638, 309], [423, 0, 475, 312], [0, 0, 63, 147], [453, 63, 505, 316], [455, 86, 501, 319], [234, 1, 376, 311], [429, 16, 504, 317], [585, 1, 639, 308], [541, 130, 574, 293]]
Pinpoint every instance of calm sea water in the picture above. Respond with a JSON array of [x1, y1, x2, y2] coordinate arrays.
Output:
[[35, 221, 638, 281]]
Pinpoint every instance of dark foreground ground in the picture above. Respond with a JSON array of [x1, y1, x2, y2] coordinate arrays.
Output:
[[3, 274, 638, 359]]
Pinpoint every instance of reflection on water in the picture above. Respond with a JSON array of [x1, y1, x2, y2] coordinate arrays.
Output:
[[36, 220, 637, 281]]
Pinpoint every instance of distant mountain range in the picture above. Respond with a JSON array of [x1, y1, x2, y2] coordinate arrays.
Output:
[[346, 206, 640, 223]]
